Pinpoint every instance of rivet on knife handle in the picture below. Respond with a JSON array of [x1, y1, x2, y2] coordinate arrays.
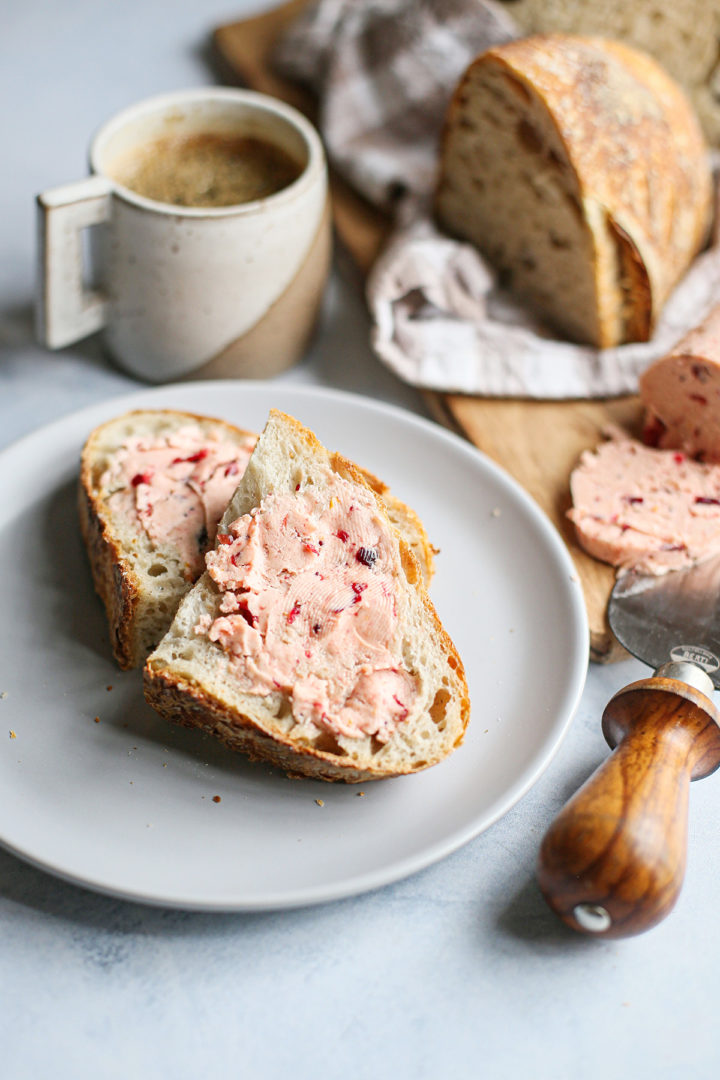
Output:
[[536, 675, 720, 938]]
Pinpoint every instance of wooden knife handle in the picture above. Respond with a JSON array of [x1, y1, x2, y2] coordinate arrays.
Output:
[[537, 677, 720, 938]]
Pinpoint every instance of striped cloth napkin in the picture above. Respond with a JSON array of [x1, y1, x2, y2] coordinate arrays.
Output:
[[273, 0, 720, 398]]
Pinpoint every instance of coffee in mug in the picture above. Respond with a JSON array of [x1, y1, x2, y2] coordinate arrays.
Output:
[[108, 132, 304, 208]]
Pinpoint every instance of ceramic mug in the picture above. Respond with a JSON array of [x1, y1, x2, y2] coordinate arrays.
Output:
[[36, 88, 331, 383]]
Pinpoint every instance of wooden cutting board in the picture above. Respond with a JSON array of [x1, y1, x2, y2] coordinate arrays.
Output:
[[212, 0, 637, 662]]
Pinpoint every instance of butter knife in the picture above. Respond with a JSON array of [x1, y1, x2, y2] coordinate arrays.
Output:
[[537, 554, 720, 938]]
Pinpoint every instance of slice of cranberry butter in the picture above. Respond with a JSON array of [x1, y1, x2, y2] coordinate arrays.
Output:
[[568, 435, 720, 575], [640, 303, 720, 464]]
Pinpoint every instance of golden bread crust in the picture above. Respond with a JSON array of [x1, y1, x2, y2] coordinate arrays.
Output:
[[78, 467, 141, 669]]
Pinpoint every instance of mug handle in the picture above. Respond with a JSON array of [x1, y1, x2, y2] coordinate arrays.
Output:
[[36, 176, 112, 348]]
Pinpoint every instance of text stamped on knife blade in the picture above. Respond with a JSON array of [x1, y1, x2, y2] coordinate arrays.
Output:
[[670, 645, 720, 672]]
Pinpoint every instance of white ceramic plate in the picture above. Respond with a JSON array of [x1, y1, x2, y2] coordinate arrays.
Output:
[[0, 383, 587, 910]]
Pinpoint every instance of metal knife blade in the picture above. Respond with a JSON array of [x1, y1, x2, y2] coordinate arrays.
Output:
[[608, 553, 720, 689]]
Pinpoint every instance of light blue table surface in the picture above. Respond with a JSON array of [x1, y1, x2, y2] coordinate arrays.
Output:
[[2, 3, 718, 1077]]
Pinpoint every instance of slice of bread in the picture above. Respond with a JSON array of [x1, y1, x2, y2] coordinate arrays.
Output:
[[143, 411, 469, 782], [79, 410, 258, 670], [435, 35, 712, 348], [80, 409, 436, 671]]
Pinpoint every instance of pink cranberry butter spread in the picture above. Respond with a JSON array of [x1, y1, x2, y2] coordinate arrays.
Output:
[[100, 426, 257, 578], [569, 433, 720, 575], [197, 476, 418, 742], [640, 301, 720, 464]]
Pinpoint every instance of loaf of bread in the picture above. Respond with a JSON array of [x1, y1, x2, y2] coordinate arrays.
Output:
[[435, 35, 713, 348], [144, 411, 469, 782], [80, 409, 436, 670], [498, 0, 720, 147], [640, 302, 720, 463]]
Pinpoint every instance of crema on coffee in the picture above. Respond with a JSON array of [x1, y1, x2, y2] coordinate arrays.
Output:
[[110, 132, 303, 208]]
